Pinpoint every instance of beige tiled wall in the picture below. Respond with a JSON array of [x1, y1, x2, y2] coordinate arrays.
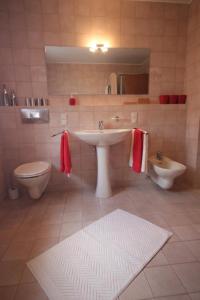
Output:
[[0, 0, 188, 101], [0, 146, 5, 200], [185, 0, 200, 185], [0, 117, 5, 199], [0, 0, 191, 193], [0, 104, 186, 192]]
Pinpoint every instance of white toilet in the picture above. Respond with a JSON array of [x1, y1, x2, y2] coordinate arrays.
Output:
[[14, 161, 51, 199], [149, 155, 186, 189]]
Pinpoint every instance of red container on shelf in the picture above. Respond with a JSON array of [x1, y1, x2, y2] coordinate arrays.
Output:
[[159, 95, 169, 104], [178, 95, 187, 104], [169, 95, 178, 104], [69, 95, 76, 106]]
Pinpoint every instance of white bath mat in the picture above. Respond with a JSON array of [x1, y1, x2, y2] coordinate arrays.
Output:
[[27, 209, 172, 300]]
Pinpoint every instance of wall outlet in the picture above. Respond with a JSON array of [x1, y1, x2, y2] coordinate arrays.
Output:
[[131, 112, 138, 123]]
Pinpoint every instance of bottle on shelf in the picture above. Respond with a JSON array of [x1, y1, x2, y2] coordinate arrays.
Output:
[[10, 90, 17, 106], [2, 85, 10, 106], [43, 98, 48, 106], [0, 87, 3, 106], [25, 97, 32, 106]]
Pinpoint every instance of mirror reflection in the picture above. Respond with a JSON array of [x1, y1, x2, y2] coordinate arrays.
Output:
[[45, 46, 150, 96]]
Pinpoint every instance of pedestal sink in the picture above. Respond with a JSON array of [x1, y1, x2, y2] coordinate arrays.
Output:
[[73, 129, 131, 198]]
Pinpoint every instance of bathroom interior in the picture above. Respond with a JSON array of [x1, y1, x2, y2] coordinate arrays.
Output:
[[0, 0, 200, 299]]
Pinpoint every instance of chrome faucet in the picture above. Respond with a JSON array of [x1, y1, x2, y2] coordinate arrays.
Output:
[[98, 120, 104, 130], [156, 151, 163, 161]]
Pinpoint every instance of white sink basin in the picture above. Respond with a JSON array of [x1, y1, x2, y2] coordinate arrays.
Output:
[[73, 129, 131, 198], [74, 129, 131, 146]]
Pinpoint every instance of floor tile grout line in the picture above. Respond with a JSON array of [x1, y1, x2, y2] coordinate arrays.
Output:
[[172, 262, 200, 294], [1, 188, 200, 298], [144, 259, 190, 297]]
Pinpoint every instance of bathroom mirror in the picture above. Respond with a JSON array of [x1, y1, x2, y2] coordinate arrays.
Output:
[[45, 46, 150, 96]]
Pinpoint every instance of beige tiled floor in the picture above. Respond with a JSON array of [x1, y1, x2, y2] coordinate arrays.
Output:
[[0, 181, 200, 300]]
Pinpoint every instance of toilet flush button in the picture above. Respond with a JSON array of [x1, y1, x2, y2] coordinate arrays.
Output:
[[131, 112, 138, 123]]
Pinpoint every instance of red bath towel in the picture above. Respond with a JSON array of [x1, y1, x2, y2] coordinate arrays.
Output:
[[60, 131, 72, 176], [132, 129, 144, 173]]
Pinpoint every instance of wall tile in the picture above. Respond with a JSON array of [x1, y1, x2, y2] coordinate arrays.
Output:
[[60, 33, 75, 46], [121, 1, 135, 18], [13, 49, 30, 66], [75, 16, 91, 34], [91, 17, 106, 35], [135, 2, 151, 18], [58, 0, 74, 16], [43, 31, 61, 45], [26, 13, 42, 31], [41, 0, 58, 14], [0, 30, 11, 47], [67, 112, 80, 130], [9, 13, 26, 30], [16, 82, 33, 97], [60, 15, 75, 33], [105, 0, 120, 18], [75, 0, 91, 17], [24, 0, 41, 13], [19, 145, 36, 163], [28, 31, 44, 48], [32, 82, 48, 97], [121, 19, 136, 36], [29, 49, 45, 65], [185, 0, 200, 185], [8, 0, 24, 13], [14, 66, 31, 82], [0, 112, 16, 129], [30, 66, 46, 82], [0, 12, 9, 30], [0, 65, 15, 81], [0, 0, 8, 12], [90, 0, 105, 17], [10, 30, 28, 48], [43, 14, 60, 32], [0, 48, 13, 65]]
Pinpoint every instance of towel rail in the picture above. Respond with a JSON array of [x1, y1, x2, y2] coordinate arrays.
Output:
[[51, 130, 67, 137], [133, 128, 149, 135]]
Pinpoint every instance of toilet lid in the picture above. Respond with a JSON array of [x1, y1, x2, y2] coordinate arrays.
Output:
[[14, 161, 51, 178]]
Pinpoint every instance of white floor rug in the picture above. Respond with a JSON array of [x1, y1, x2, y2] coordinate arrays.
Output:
[[27, 209, 172, 300]]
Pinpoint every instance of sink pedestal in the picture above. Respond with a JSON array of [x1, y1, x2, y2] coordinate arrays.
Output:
[[73, 129, 131, 199], [96, 146, 112, 198]]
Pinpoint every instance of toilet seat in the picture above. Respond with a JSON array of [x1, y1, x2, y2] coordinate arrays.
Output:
[[14, 161, 51, 178]]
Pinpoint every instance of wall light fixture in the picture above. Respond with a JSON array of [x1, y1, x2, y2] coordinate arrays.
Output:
[[89, 43, 108, 53]]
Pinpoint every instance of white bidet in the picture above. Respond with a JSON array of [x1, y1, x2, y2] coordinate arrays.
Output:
[[149, 156, 186, 189]]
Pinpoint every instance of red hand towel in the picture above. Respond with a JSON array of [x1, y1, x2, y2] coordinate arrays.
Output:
[[60, 131, 72, 176], [132, 129, 143, 173]]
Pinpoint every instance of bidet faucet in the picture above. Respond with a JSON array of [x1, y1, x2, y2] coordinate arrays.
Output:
[[98, 120, 104, 130], [156, 151, 163, 161]]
